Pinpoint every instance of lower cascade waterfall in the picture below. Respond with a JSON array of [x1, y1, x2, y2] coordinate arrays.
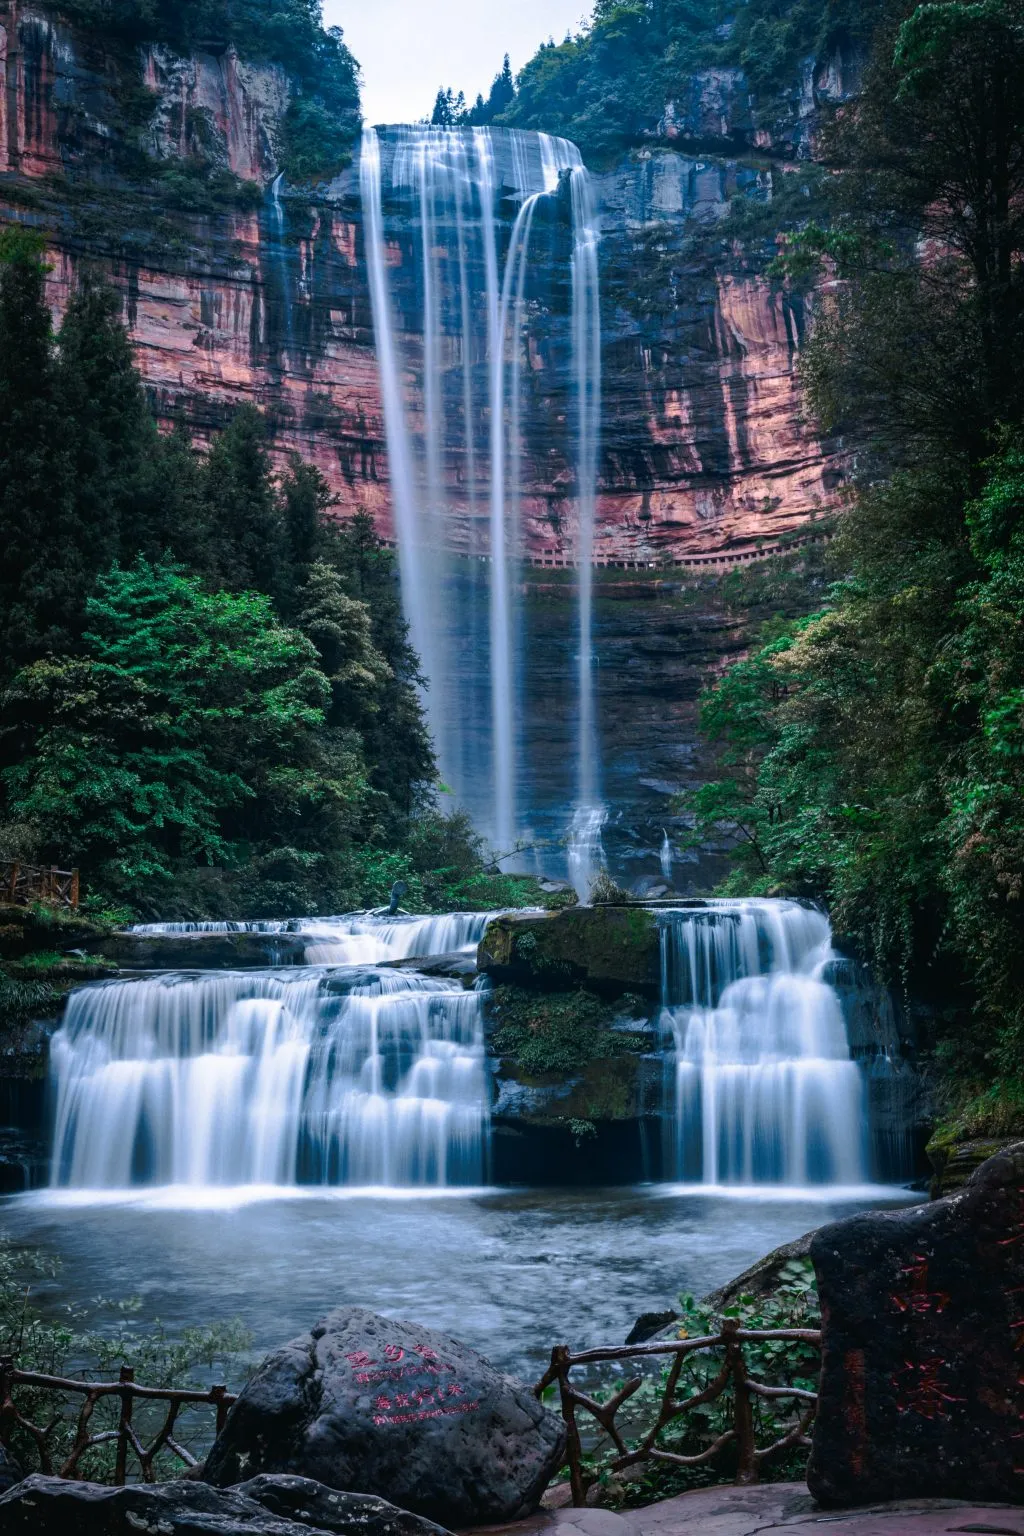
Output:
[[50, 968, 488, 1190], [660, 900, 869, 1186]]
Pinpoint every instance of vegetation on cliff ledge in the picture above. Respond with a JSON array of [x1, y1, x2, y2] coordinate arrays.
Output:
[[476, 0, 888, 162], [685, 0, 1024, 1136]]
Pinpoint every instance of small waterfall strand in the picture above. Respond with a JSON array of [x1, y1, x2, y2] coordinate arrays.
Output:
[[50, 969, 489, 1191], [659, 901, 868, 1186]]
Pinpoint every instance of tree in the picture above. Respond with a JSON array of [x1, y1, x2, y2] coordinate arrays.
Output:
[[430, 87, 467, 127], [202, 405, 289, 604], [0, 232, 71, 675], [1, 561, 364, 909]]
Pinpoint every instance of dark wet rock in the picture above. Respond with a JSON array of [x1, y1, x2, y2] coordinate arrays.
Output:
[[203, 1308, 566, 1527], [385, 952, 477, 986], [236, 1476, 450, 1536], [625, 1310, 680, 1345], [0, 1472, 434, 1534], [0, 1446, 24, 1495], [91, 932, 309, 970], [702, 1231, 816, 1312], [809, 1142, 1024, 1506], [478, 908, 660, 997]]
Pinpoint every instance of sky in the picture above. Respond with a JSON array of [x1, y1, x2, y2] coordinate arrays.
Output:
[[325, 0, 590, 128]]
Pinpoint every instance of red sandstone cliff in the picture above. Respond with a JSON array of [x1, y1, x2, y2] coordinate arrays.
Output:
[[0, 2, 845, 566]]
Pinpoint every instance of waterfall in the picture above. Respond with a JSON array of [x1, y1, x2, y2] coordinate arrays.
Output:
[[660, 901, 868, 1186], [360, 125, 602, 876], [50, 969, 488, 1191], [128, 911, 496, 965]]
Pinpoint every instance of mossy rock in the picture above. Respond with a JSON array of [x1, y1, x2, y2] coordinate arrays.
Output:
[[926, 1132, 1017, 1198], [478, 907, 661, 996]]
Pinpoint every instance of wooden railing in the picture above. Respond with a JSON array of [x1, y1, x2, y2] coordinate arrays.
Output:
[[0, 1357, 236, 1484], [3, 862, 80, 909], [534, 1319, 821, 1505]]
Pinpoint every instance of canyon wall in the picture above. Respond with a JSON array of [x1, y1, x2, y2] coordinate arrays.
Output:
[[0, 2, 849, 565]]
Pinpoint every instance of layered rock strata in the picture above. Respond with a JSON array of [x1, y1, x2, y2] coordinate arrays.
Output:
[[0, 2, 848, 564]]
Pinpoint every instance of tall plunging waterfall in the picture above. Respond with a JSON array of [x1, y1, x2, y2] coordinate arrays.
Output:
[[50, 968, 488, 1190], [660, 902, 869, 1186], [360, 125, 603, 876]]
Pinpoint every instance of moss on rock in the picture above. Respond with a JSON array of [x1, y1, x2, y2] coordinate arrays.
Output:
[[479, 907, 661, 996]]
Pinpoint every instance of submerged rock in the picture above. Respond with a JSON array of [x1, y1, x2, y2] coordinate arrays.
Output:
[[809, 1141, 1024, 1506], [478, 907, 661, 996], [202, 1308, 566, 1527], [0, 1472, 449, 1535]]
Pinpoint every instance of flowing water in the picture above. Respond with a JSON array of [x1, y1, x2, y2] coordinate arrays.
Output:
[[659, 902, 868, 1185], [360, 126, 604, 877], [127, 912, 496, 965], [50, 969, 489, 1190], [48, 901, 888, 1197], [2, 901, 920, 1376]]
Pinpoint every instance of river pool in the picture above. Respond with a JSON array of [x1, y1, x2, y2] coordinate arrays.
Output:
[[1, 1182, 918, 1380]]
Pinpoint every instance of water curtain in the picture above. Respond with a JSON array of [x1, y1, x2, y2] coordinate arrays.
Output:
[[659, 901, 869, 1186], [360, 126, 604, 878], [50, 968, 488, 1190]]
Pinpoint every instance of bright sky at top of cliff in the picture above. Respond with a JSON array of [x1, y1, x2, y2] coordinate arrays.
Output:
[[328, 0, 589, 128]]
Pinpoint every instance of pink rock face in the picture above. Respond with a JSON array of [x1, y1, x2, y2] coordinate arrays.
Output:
[[0, 3, 845, 566]]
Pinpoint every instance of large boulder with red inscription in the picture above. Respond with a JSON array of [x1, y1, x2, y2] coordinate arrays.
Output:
[[809, 1142, 1024, 1506], [202, 1308, 566, 1527]]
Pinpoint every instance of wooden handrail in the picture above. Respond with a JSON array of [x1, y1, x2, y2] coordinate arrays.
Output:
[[2, 861, 80, 909], [0, 1355, 236, 1484], [534, 1323, 822, 1504]]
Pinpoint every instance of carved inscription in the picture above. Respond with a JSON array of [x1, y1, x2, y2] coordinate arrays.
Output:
[[347, 1342, 482, 1427]]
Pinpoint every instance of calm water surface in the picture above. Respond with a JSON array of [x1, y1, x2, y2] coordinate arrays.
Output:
[[1, 1184, 918, 1380]]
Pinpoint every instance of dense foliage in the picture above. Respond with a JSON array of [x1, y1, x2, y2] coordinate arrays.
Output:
[[0, 231, 518, 920], [686, 0, 1024, 1133], [489, 0, 887, 162]]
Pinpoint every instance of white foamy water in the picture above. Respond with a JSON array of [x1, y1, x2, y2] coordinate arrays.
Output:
[[128, 911, 497, 965], [50, 969, 488, 1190], [660, 901, 869, 1186]]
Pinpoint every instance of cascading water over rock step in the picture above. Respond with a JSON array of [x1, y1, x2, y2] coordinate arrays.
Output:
[[659, 900, 869, 1185], [50, 969, 488, 1190]]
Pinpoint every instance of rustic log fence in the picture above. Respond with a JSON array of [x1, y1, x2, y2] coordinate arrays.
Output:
[[0, 1356, 236, 1484], [534, 1319, 821, 1505], [3, 862, 80, 910]]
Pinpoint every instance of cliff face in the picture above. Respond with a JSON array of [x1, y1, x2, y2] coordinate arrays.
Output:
[[0, 3, 847, 565]]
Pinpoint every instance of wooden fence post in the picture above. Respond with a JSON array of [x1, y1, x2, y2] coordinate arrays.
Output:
[[6, 864, 17, 903], [724, 1322, 757, 1486], [212, 1384, 230, 1435], [0, 1355, 15, 1448], [115, 1366, 135, 1486]]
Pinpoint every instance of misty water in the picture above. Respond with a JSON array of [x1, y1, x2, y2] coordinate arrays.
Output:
[[1, 1183, 917, 1381]]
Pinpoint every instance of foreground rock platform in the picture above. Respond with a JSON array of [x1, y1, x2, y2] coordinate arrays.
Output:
[[810, 1141, 1024, 1506], [203, 1308, 566, 1527], [477, 1485, 1024, 1536], [0, 1472, 453, 1535]]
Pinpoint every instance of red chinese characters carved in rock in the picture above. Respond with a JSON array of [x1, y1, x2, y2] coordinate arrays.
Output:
[[893, 1357, 966, 1421], [889, 1255, 951, 1318]]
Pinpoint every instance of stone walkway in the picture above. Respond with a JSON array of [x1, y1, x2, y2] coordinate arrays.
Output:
[[477, 1486, 1024, 1536]]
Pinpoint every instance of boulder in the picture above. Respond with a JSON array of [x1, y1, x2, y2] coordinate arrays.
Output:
[[808, 1141, 1024, 1506], [0, 1472, 450, 1535], [478, 908, 661, 997], [203, 1308, 567, 1528]]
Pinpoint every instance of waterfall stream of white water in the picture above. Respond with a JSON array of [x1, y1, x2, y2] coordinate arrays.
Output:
[[50, 968, 488, 1191], [360, 125, 604, 881], [659, 901, 869, 1186]]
